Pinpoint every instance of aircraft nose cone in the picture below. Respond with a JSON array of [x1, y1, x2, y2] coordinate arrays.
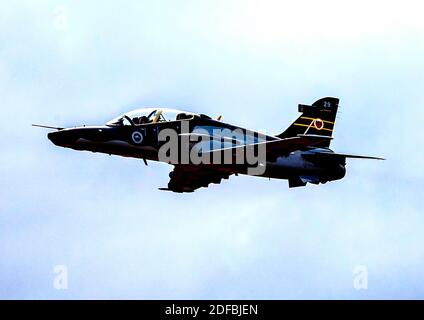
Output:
[[48, 130, 76, 146], [48, 131, 63, 146]]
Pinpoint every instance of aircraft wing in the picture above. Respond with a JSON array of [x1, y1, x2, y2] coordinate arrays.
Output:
[[159, 135, 332, 193], [201, 134, 332, 159], [159, 165, 234, 193]]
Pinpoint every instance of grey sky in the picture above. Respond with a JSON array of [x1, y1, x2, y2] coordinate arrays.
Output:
[[0, 0, 423, 299]]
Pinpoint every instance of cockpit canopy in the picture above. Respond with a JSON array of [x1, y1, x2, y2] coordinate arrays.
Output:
[[106, 108, 202, 126]]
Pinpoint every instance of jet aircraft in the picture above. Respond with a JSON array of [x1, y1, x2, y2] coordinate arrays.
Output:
[[34, 97, 384, 192]]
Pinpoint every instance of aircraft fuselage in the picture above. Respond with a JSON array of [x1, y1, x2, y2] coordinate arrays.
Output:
[[47, 116, 346, 186]]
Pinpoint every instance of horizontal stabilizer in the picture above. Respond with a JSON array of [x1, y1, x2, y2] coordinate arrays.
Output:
[[297, 134, 333, 140], [333, 153, 385, 160], [202, 135, 333, 160]]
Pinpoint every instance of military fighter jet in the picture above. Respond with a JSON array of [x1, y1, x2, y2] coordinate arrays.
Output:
[[34, 97, 384, 192]]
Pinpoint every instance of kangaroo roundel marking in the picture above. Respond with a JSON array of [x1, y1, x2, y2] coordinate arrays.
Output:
[[132, 131, 143, 144], [314, 118, 324, 130]]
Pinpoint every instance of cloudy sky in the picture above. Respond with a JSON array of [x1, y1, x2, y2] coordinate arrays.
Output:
[[1, 0, 423, 299]]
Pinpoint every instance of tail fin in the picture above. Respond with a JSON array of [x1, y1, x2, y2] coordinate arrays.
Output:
[[277, 97, 339, 148]]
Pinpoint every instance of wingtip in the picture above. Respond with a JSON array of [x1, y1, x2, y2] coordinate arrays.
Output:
[[297, 134, 333, 140]]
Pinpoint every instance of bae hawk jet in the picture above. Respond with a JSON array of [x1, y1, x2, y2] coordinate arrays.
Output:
[[35, 97, 384, 192]]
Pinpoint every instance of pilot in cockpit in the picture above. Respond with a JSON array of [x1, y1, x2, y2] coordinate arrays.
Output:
[[133, 116, 150, 125]]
